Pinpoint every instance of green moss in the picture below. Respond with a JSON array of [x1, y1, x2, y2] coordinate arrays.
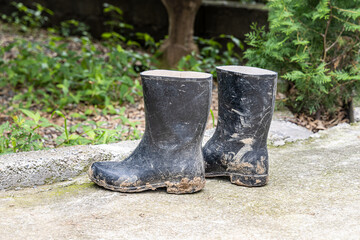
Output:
[[5, 181, 96, 207], [47, 182, 95, 198]]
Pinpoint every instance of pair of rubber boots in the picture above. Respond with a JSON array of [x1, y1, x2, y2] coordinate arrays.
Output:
[[88, 66, 277, 194]]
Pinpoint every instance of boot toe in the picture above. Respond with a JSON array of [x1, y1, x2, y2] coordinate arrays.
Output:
[[88, 162, 141, 189]]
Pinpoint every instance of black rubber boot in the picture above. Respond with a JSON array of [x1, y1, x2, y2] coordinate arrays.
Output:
[[89, 70, 212, 194], [203, 66, 277, 187]]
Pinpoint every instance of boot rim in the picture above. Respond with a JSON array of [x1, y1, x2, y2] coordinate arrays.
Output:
[[141, 69, 212, 81], [216, 65, 277, 76]]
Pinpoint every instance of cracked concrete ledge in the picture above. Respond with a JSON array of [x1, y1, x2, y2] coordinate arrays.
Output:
[[0, 112, 359, 190], [0, 140, 139, 190]]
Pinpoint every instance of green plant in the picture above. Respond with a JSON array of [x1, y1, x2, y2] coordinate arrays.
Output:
[[100, 3, 159, 53], [0, 108, 142, 154], [244, 0, 360, 117], [47, 19, 90, 38], [1, 1, 53, 32], [0, 109, 53, 154], [0, 122, 11, 154], [209, 109, 215, 127], [52, 108, 141, 147], [51, 110, 82, 146], [135, 32, 160, 53], [0, 3, 154, 112], [0, 2, 158, 154], [0, 37, 150, 111], [101, 3, 134, 43], [177, 35, 243, 76]]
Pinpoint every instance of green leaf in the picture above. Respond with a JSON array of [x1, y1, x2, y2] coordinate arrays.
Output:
[[312, 0, 331, 20], [68, 134, 79, 140], [20, 109, 36, 120], [116, 44, 124, 53], [85, 130, 96, 140], [51, 110, 65, 119], [101, 32, 112, 39]]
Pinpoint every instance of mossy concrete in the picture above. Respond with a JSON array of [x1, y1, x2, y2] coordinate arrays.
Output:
[[1, 123, 359, 239]]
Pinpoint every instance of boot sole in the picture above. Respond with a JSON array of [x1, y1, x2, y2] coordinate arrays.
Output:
[[205, 172, 268, 187], [89, 175, 206, 194]]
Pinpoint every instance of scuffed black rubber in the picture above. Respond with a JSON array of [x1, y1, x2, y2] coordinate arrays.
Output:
[[203, 66, 277, 187], [89, 70, 212, 194]]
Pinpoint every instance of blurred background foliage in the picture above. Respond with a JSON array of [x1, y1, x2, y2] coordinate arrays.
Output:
[[0, 0, 359, 154]]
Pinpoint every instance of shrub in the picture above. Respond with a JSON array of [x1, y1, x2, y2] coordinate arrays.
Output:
[[244, 0, 360, 117], [0, 37, 150, 111], [0, 2, 154, 112], [177, 35, 243, 76], [0, 2, 149, 154], [1, 1, 53, 32]]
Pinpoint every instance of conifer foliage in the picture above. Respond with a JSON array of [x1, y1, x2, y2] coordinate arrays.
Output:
[[245, 0, 360, 116]]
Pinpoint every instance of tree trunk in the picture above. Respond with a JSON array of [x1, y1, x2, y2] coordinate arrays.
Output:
[[160, 0, 202, 67]]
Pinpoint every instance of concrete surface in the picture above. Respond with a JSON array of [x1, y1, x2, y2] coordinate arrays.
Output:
[[1, 123, 359, 239], [268, 120, 314, 146], [0, 116, 315, 190]]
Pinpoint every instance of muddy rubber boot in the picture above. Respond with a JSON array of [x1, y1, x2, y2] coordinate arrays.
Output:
[[88, 70, 212, 194], [203, 66, 277, 187]]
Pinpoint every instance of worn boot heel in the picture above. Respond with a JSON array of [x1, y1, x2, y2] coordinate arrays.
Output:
[[229, 173, 268, 187], [165, 177, 206, 194]]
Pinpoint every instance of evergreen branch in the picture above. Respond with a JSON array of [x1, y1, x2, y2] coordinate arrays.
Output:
[[328, 79, 357, 94], [332, 6, 360, 15], [296, 18, 323, 37], [323, 8, 332, 62], [332, 15, 360, 28], [245, 0, 360, 116], [325, 18, 348, 53], [284, 5, 322, 37]]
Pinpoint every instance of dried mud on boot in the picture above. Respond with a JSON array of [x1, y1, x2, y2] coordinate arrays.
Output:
[[88, 70, 212, 194], [203, 66, 277, 187]]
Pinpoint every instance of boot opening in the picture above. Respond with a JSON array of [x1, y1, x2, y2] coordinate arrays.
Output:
[[141, 69, 212, 80], [217, 66, 277, 76]]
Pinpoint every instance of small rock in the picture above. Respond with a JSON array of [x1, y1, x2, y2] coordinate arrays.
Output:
[[268, 120, 313, 144], [354, 107, 360, 122]]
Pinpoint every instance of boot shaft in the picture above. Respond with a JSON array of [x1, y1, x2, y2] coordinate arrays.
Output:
[[202, 66, 277, 186], [216, 66, 277, 145], [140, 70, 213, 152]]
